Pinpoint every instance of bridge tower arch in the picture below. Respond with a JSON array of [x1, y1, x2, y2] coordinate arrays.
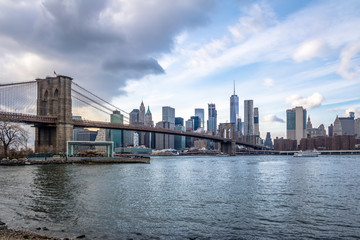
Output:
[[219, 123, 236, 156], [35, 76, 73, 153]]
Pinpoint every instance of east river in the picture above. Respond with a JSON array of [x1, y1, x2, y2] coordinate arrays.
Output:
[[0, 155, 360, 239]]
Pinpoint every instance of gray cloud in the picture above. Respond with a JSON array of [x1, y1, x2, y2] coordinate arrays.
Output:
[[0, 0, 213, 96]]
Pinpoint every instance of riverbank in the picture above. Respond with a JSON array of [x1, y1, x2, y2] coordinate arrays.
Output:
[[0, 228, 56, 240], [0, 156, 150, 166]]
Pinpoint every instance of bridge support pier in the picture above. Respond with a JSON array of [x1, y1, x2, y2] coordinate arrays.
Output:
[[35, 76, 73, 154], [219, 123, 236, 156], [221, 141, 236, 156]]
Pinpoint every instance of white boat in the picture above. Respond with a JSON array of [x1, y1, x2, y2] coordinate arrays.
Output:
[[293, 149, 321, 157]]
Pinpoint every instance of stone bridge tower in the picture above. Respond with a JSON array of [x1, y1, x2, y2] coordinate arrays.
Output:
[[35, 75, 73, 153], [219, 123, 236, 156]]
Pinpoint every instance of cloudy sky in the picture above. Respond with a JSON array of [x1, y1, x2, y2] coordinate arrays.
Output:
[[1, 0, 360, 138]]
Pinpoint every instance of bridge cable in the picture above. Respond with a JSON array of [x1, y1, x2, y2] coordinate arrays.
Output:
[[72, 81, 130, 115]]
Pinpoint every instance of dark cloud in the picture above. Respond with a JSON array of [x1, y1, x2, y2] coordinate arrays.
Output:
[[103, 58, 165, 75], [0, 0, 213, 96]]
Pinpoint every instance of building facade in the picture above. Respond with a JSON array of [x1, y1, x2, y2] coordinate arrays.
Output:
[[333, 113, 355, 136], [254, 107, 259, 136], [207, 103, 217, 135], [195, 108, 205, 129], [139, 101, 145, 124], [244, 100, 254, 136], [191, 116, 200, 131], [110, 110, 123, 148], [155, 121, 174, 150], [230, 85, 239, 131], [286, 106, 306, 145], [264, 132, 273, 149], [162, 106, 175, 125]]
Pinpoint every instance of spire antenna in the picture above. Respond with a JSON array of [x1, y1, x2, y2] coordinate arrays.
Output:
[[233, 80, 235, 95]]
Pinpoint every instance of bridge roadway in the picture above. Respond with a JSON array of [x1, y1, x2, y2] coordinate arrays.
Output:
[[0, 112, 264, 150]]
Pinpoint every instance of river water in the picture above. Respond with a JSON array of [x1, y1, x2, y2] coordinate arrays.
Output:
[[0, 155, 360, 239]]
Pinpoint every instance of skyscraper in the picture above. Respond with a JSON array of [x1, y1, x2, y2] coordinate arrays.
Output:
[[254, 107, 259, 136], [175, 117, 184, 126], [145, 106, 153, 127], [144, 106, 154, 148], [155, 121, 174, 150], [264, 132, 273, 149], [139, 101, 145, 124], [124, 109, 140, 147], [191, 116, 200, 131], [162, 106, 175, 126], [244, 100, 254, 135], [286, 106, 306, 144], [230, 81, 239, 131], [195, 108, 205, 128], [207, 103, 217, 135], [110, 110, 123, 148], [129, 109, 140, 124]]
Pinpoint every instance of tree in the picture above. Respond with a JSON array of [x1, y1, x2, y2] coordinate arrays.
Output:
[[0, 121, 29, 157]]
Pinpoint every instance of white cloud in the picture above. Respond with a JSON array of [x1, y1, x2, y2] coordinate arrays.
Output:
[[337, 41, 360, 79], [293, 39, 328, 62], [228, 2, 277, 42], [264, 114, 285, 123], [286, 92, 324, 109], [345, 108, 360, 118], [263, 78, 274, 87]]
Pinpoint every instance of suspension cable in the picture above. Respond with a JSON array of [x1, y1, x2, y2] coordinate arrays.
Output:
[[72, 81, 129, 115]]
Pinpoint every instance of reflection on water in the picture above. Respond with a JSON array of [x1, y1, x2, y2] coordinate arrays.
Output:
[[27, 165, 79, 223], [0, 155, 360, 239]]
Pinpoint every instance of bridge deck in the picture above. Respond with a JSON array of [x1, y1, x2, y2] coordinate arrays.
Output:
[[0, 112, 265, 149]]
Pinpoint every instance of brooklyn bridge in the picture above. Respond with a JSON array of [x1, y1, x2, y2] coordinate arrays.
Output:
[[0, 76, 265, 155]]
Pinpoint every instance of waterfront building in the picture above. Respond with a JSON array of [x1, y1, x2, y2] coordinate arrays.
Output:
[[306, 116, 326, 138], [286, 106, 306, 145], [355, 118, 360, 139], [133, 132, 139, 147], [264, 132, 273, 149], [174, 125, 185, 150], [244, 100, 254, 136], [230, 82, 239, 131], [207, 103, 217, 135], [123, 109, 140, 147], [73, 128, 98, 151], [185, 119, 194, 148], [254, 107, 259, 136], [274, 137, 297, 151], [155, 121, 174, 150], [195, 108, 205, 128], [162, 106, 175, 126], [74, 129, 98, 142], [333, 113, 355, 136], [299, 135, 356, 150], [110, 110, 123, 148]]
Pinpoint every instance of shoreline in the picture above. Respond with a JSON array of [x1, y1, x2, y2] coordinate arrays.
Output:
[[0, 156, 150, 166], [0, 222, 86, 240]]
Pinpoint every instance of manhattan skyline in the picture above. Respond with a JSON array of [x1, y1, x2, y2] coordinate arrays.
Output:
[[0, 0, 359, 139]]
